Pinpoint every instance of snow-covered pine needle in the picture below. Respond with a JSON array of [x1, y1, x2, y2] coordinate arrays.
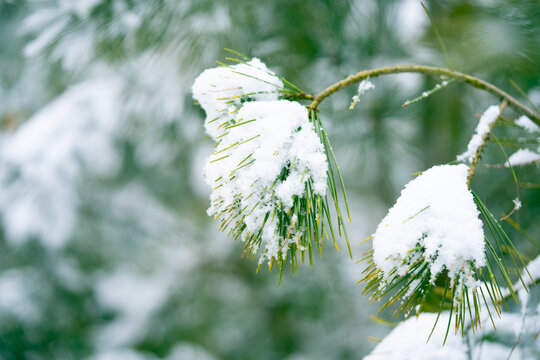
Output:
[[192, 58, 284, 139], [349, 79, 374, 110], [359, 164, 527, 334], [205, 100, 330, 271], [401, 79, 453, 108], [194, 56, 352, 278], [512, 198, 522, 210], [457, 105, 501, 164]]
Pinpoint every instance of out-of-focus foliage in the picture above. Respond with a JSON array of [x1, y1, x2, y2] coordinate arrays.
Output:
[[0, 0, 539, 359]]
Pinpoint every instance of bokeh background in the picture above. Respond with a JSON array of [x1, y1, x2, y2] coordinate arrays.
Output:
[[0, 0, 539, 359]]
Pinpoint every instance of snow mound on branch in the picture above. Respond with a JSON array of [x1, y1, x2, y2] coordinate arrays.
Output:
[[364, 312, 467, 360], [457, 105, 500, 163], [506, 148, 540, 167], [372, 164, 485, 286], [365, 300, 540, 360], [204, 100, 327, 261], [515, 115, 540, 133], [192, 58, 283, 138]]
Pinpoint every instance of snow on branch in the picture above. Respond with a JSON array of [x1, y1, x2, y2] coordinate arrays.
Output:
[[361, 165, 487, 322], [457, 105, 500, 164], [515, 115, 540, 133], [205, 100, 328, 264], [193, 58, 351, 271], [506, 148, 540, 167], [192, 58, 283, 139], [372, 164, 485, 285], [364, 312, 466, 360]]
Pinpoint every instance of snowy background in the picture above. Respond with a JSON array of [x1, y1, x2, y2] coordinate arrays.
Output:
[[0, 1, 539, 359]]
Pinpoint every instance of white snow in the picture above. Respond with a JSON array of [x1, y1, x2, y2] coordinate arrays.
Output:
[[204, 100, 327, 262], [23, 16, 71, 58], [363, 312, 467, 360], [372, 164, 485, 289], [0, 78, 122, 248], [192, 58, 283, 138], [0, 269, 39, 321], [457, 105, 500, 163], [366, 297, 540, 360], [52, 29, 96, 71], [506, 148, 540, 167], [515, 115, 540, 133], [350, 80, 375, 109], [525, 255, 540, 284], [0, 51, 189, 249], [95, 268, 171, 348], [354, 79, 375, 100], [366, 308, 540, 360]]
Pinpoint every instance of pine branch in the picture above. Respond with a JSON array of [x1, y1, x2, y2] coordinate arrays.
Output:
[[307, 65, 540, 125]]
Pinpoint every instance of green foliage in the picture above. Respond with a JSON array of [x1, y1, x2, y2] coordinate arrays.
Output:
[[0, 1, 539, 359]]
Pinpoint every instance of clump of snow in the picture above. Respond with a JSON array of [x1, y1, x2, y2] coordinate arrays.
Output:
[[513, 197, 522, 210], [350, 79, 375, 110], [204, 100, 328, 262], [365, 306, 540, 360], [515, 115, 540, 133], [457, 105, 500, 163], [524, 255, 540, 285], [363, 312, 467, 360], [372, 164, 485, 290], [505, 148, 540, 167], [192, 58, 283, 138], [354, 79, 375, 99]]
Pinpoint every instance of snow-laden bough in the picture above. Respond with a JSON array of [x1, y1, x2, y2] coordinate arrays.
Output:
[[373, 164, 485, 284], [361, 164, 495, 328], [361, 162, 531, 332], [205, 100, 328, 266], [193, 57, 351, 273]]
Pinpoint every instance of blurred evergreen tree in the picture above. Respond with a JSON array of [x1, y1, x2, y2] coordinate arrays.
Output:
[[0, 0, 538, 359]]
